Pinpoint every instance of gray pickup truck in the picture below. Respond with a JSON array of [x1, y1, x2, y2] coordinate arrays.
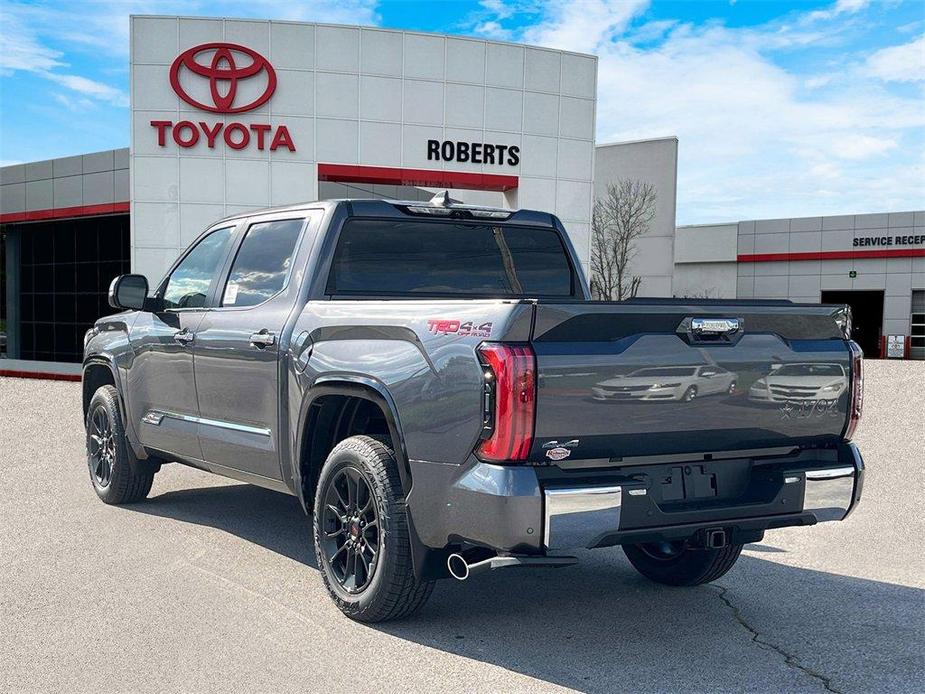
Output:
[[83, 194, 865, 622]]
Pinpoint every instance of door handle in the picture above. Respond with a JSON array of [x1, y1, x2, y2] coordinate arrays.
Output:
[[250, 330, 276, 348], [173, 329, 195, 345]]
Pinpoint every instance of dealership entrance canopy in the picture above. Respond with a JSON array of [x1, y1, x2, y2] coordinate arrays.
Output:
[[0, 15, 921, 370]]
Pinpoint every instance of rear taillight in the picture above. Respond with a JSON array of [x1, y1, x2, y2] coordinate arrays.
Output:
[[476, 343, 536, 462], [844, 341, 864, 441]]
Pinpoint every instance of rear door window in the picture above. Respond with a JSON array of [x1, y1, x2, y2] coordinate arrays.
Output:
[[326, 219, 575, 297], [221, 219, 304, 307]]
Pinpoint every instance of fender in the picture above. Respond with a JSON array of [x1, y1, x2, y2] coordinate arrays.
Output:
[[293, 375, 445, 579], [81, 355, 146, 460], [293, 375, 413, 512]]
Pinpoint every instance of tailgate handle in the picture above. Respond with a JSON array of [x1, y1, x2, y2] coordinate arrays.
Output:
[[691, 318, 740, 336]]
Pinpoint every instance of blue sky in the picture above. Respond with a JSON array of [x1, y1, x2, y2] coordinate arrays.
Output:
[[1, 0, 923, 223]]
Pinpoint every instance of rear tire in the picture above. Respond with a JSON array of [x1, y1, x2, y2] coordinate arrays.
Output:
[[86, 385, 155, 504], [313, 435, 434, 622], [623, 541, 743, 586]]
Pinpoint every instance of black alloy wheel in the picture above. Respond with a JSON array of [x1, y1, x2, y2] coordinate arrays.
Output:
[[313, 436, 435, 622], [319, 466, 381, 593], [87, 405, 116, 488], [85, 384, 156, 504]]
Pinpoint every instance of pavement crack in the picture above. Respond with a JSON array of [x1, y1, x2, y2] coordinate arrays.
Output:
[[713, 584, 842, 694]]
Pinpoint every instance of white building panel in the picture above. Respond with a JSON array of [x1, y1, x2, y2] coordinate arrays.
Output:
[[520, 136, 558, 177], [445, 83, 484, 129], [446, 38, 485, 83], [561, 54, 596, 98], [316, 26, 359, 72], [360, 29, 403, 77], [403, 34, 444, 80], [525, 48, 561, 93], [523, 92, 559, 136], [485, 43, 523, 89]]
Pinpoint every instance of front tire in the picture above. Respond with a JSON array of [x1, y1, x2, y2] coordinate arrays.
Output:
[[623, 541, 743, 586], [86, 385, 155, 504], [682, 385, 698, 402], [313, 435, 434, 622]]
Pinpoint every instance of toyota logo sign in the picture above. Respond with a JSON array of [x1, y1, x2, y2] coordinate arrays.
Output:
[[153, 42, 295, 152], [169, 42, 277, 114]]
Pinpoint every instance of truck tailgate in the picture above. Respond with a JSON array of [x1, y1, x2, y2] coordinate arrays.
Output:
[[529, 301, 852, 462]]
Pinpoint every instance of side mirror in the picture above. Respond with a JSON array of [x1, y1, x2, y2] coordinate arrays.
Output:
[[109, 274, 149, 311]]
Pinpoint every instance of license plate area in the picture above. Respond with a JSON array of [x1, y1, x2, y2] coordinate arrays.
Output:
[[617, 458, 801, 529]]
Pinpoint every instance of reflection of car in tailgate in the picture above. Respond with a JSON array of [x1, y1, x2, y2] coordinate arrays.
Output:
[[749, 363, 848, 403], [592, 365, 736, 402]]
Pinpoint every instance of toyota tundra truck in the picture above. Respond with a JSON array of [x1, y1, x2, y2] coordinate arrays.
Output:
[[82, 194, 865, 622]]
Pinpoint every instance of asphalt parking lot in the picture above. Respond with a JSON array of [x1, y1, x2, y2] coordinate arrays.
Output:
[[1, 360, 923, 693]]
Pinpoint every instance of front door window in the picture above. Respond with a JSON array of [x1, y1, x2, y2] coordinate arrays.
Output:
[[162, 226, 235, 309]]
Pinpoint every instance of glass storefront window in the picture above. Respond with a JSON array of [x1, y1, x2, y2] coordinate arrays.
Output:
[[16, 215, 129, 363]]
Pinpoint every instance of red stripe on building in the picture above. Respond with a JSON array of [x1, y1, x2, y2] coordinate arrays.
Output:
[[738, 248, 925, 262], [0, 201, 130, 224], [0, 369, 82, 382], [317, 163, 518, 192]]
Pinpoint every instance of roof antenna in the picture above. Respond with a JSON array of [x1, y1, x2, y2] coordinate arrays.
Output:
[[430, 190, 462, 207]]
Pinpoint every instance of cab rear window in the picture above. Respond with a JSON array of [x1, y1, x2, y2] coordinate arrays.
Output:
[[327, 219, 576, 298]]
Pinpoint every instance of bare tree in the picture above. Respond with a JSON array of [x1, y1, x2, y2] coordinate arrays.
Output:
[[675, 288, 719, 299], [590, 179, 657, 301]]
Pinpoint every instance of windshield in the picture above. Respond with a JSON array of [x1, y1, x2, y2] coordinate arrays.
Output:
[[775, 364, 844, 376], [629, 367, 697, 377]]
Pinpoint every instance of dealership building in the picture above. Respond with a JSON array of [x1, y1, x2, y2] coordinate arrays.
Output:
[[0, 15, 922, 373], [673, 214, 925, 360]]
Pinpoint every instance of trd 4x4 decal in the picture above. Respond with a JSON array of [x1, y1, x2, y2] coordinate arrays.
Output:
[[427, 319, 493, 338]]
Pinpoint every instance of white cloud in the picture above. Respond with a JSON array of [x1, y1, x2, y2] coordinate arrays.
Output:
[[0, 0, 129, 106], [472, 0, 924, 222], [479, 0, 514, 20], [807, 0, 870, 21], [521, 0, 649, 54], [52, 92, 97, 111], [804, 74, 834, 88], [2, 0, 381, 58], [474, 20, 513, 41], [861, 34, 925, 82], [44, 72, 128, 106], [831, 134, 898, 159], [0, 3, 63, 73]]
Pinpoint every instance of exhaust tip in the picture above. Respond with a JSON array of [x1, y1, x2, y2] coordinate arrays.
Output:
[[447, 553, 470, 581]]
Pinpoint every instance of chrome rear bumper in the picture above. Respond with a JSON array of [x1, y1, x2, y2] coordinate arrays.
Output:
[[798, 442, 865, 522], [542, 444, 864, 550], [544, 485, 623, 550], [801, 467, 857, 522]]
